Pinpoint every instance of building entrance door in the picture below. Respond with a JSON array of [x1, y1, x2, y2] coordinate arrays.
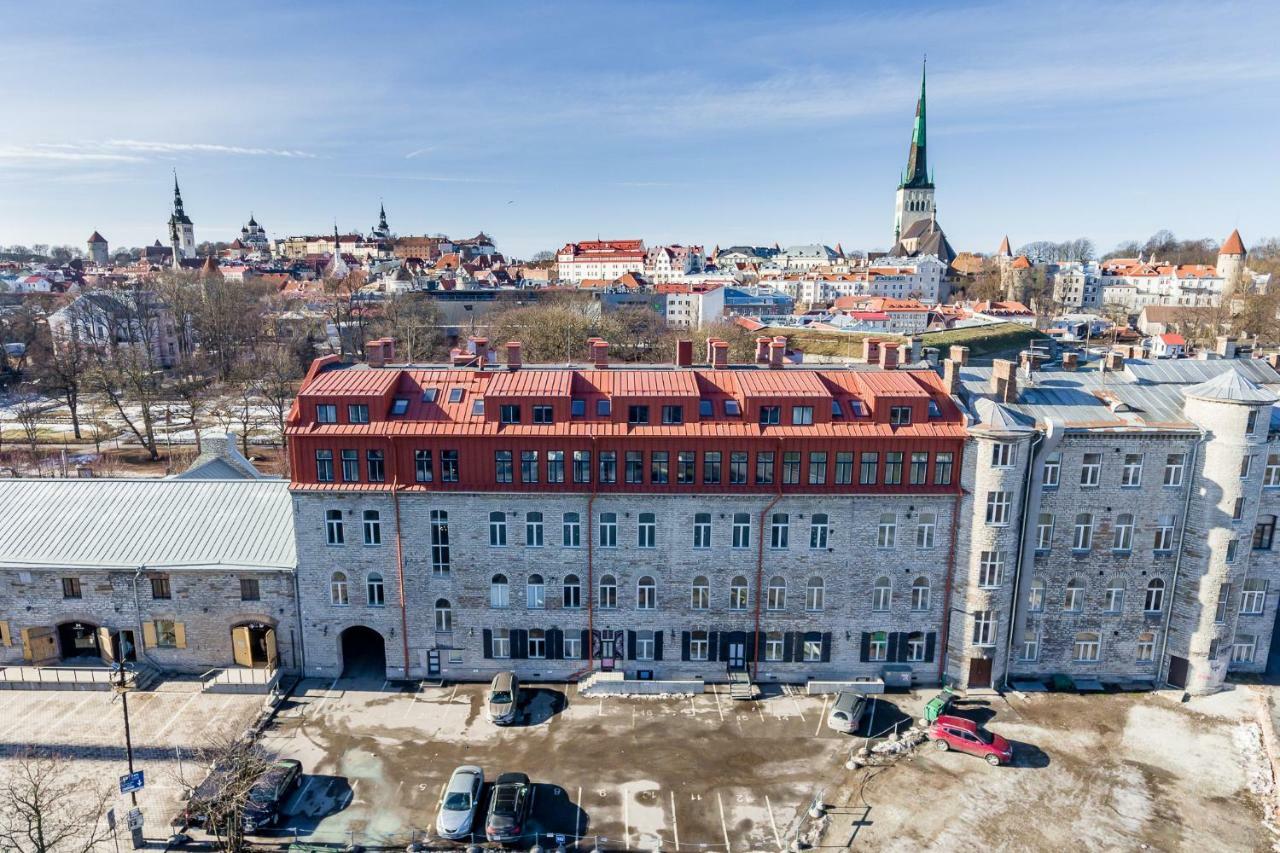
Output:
[[427, 649, 441, 678], [601, 637, 615, 671], [232, 624, 278, 668], [22, 627, 58, 665], [967, 657, 993, 689], [97, 626, 115, 665], [56, 622, 99, 660], [728, 642, 745, 670], [1167, 655, 1189, 689], [113, 630, 138, 663]]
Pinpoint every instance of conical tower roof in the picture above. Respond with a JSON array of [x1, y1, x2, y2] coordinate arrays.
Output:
[[1182, 367, 1277, 404], [1220, 229, 1246, 256]]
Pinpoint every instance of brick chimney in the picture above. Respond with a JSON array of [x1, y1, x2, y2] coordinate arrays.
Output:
[[991, 358, 1018, 403], [1105, 351, 1124, 371], [367, 339, 386, 368], [768, 337, 786, 369], [878, 341, 900, 370], [755, 336, 772, 364], [469, 336, 489, 367], [505, 341, 522, 371], [712, 340, 729, 369], [380, 337, 396, 363], [949, 345, 970, 366], [705, 337, 718, 364], [592, 339, 610, 368], [1061, 351, 1079, 371], [942, 358, 960, 395], [863, 338, 881, 364], [676, 339, 693, 367], [1266, 352, 1280, 371]]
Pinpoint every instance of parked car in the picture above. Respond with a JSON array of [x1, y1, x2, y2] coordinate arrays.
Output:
[[436, 765, 484, 840], [928, 715, 1013, 766], [183, 759, 302, 831], [485, 772, 532, 843], [825, 691, 868, 734], [486, 671, 520, 725]]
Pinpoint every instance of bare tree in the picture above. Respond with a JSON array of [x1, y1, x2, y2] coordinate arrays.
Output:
[[373, 293, 444, 362], [12, 385, 44, 466], [255, 347, 303, 464], [0, 749, 114, 853], [39, 327, 89, 440], [174, 734, 276, 853], [171, 364, 216, 453]]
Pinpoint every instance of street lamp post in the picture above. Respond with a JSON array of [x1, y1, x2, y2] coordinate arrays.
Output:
[[115, 661, 144, 849]]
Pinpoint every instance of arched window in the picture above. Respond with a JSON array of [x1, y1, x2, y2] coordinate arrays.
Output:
[[1064, 578, 1084, 611], [434, 598, 452, 631], [1144, 578, 1165, 612], [490, 573, 509, 608], [911, 576, 930, 611], [806, 577, 825, 611], [1028, 578, 1046, 612], [366, 572, 384, 607], [767, 576, 786, 610], [562, 574, 581, 608], [330, 571, 349, 606], [527, 573, 545, 609], [525, 512, 544, 547], [872, 576, 892, 612], [729, 575, 749, 610], [599, 574, 617, 609], [1073, 631, 1101, 661], [691, 575, 709, 610], [637, 576, 656, 609], [489, 511, 507, 547], [1104, 578, 1125, 613]]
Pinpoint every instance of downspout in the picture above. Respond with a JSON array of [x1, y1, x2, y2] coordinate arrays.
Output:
[[751, 438, 784, 680], [1157, 432, 1204, 685], [586, 434, 598, 673], [937, 491, 963, 684], [292, 568, 307, 674], [386, 433, 410, 678], [1001, 428, 1048, 690]]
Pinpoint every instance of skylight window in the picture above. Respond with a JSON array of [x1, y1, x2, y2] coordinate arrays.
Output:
[[849, 400, 867, 417], [832, 400, 844, 418], [571, 399, 586, 418], [422, 388, 439, 403], [928, 400, 942, 418], [448, 388, 464, 404], [472, 398, 485, 416], [391, 398, 409, 416], [699, 399, 714, 418], [724, 400, 741, 417]]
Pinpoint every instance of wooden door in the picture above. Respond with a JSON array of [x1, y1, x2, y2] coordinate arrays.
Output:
[[264, 628, 278, 669], [968, 656, 993, 689], [231, 626, 253, 667], [1167, 655, 1189, 689], [97, 627, 115, 664], [22, 627, 58, 665]]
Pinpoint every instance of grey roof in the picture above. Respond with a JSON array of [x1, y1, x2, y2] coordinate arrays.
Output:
[[173, 457, 261, 481], [971, 398, 1035, 433], [0, 479, 295, 571], [1125, 358, 1280, 386], [1183, 369, 1279, 404]]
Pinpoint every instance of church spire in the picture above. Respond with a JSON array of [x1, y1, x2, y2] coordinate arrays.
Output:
[[900, 57, 932, 190]]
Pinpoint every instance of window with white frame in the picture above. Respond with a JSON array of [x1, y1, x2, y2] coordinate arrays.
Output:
[[1113, 513, 1134, 551], [527, 574, 546, 609], [1144, 578, 1165, 612], [972, 610, 995, 646], [1121, 453, 1143, 487], [770, 513, 789, 549], [636, 630, 655, 660], [525, 512, 544, 547], [911, 576, 930, 611], [325, 509, 344, 545], [732, 513, 751, 549], [991, 442, 1014, 467], [1104, 578, 1124, 613], [1242, 454, 1254, 479], [1241, 578, 1268, 614], [906, 632, 926, 662], [638, 512, 656, 548], [562, 574, 581, 608], [563, 634, 582, 659], [365, 572, 385, 606], [806, 577, 824, 611], [1215, 582, 1231, 623], [1080, 453, 1102, 487], [1043, 452, 1061, 487], [361, 510, 381, 546], [1028, 578, 1046, 612], [1137, 631, 1155, 662], [563, 512, 581, 548], [528, 628, 546, 659], [877, 513, 897, 548], [1164, 453, 1185, 487], [490, 574, 510, 608], [690, 630, 710, 661], [1266, 454, 1280, 487], [1064, 578, 1084, 612], [1073, 632, 1101, 662], [765, 632, 784, 661], [810, 514, 829, 549], [766, 576, 786, 610], [637, 576, 657, 609], [599, 512, 617, 548], [1073, 513, 1093, 550], [1226, 537, 1239, 563], [599, 574, 617, 609], [492, 628, 511, 658], [1232, 633, 1257, 663], [693, 513, 712, 549], [986, 491, 1011, 525], [430, 510, 450, 575], [434, 598, 452, 631], [691, 576, 709, 610], [978, 551, 1004, 587], [872, 577, 892, 612], [1020, 628, 1040, 661], [489, 511, 507, 547], [916, 512, 936, 548], [1036, 513, 1054, 550], [869, 631, 888, 661], [802, 635, 822, 662], [330, 571, 349, 606], [730, 575, 749, 610], [1154, 515, 1176, 552]]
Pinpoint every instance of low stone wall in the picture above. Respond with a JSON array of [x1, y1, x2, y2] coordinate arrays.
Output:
[[806, 679, 886, 695], [581, 679, 705, 697]]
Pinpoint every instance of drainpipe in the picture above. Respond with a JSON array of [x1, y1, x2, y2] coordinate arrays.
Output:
[[1157, 433, 1204, 685], [391, 477, 410, 678], [751, 439, 784, 680], [1001, 428, 1048, 691], [291, 569, 307, 674], [937, 492, 963, 684]]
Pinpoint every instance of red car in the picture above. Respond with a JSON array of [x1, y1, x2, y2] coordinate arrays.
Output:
[[928, 715, 1013, 766]]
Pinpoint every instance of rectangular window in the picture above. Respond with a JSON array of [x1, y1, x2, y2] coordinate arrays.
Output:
[[1248, 409, 1259, 434], [430, 510, 450, 574], [61, 577, 81, 599], [934, 451, 953, 485], [1020, 630, 1040, 662], [499, 404, 521, 424], [770, 513, 789, 549], [991, 443, 1014, 467], [1233, 497, 1246, 521], [910, 451, 928, 484], [526, 514, 544, 547], [1073, 513, 1094, 550], [677, 451, 695, 484], [1164, 453, 1185, 487], [573, 450, 591, 483], [884, 452, 903, 485], [765, 634, 784, 662], [650, 451, 669, 484], [1113, 514, 1134, 551], [440, 450, 459, 483], [151, 576, 171, 600], [978, 551, 1003, 587], [1216, 583, 1232, 623], [599, 513, 617, 548], [890, 406, 912, 426], [638, 513, 657, 548], [628, 405, 650, 425], [759, 405, 780, 426], [732, 513, 751, 549], [835, 452, 853, 485], [596, 399, 611, 417], [154, 620, 178, 648], [1265, 455, 1280, 487], [755, 451, 775, 485], [809, 452, 828, 485], [240, 578, 260, 601], [636, 630, 656, 660], [489, 513, 507, 547], [1241, 579, 1268, 615], [563, 513, 581, 548], [986, 491, 1012, 526], [414, 449, 433, 483], [1042, 453, 1061, 487], [693, 513, 712, 549], [1081, 453, 1102, 487], [1121, 454, 1143, 487], [571, 399, 586, 418], [366, 450, 384, 482], [1227, 538, 1239, 563], [791, 406, 813, 425], [1154, 515, 1175, 552], [690, 632, 710, 661], [340, 449, 359, 482], [860, 452, 878, 485], [972, 611, 995, 646], [563, 636, 582, 659], [625, 451, 643, 484], [547, 450, 565, 483], [362, 510, 382, 545], [325, 509, 344, 545], [1241, 455, 1253, 479], [315, 449, 334, 482], [348, 404, 369, 424], [916, 512, 936, 548], [661, 405, 683, 425], [869, 632, 888, 661], [811, 515, 830, 549], [1137, 633, 1155, 662], [703, 451, 722, 484], [877, 513, 896, 549], [729, 451, 748, 484], [1255, 516, 1276, 550], [316, 403, 337, 424], [802, 638, 822, 662], [520, 450, 539, 484], [492, 629, 510, 659], [599, 451, 617, 484], [1232, 634, 1257, 664], [724, 400, 741, 417], [1036, 513, 1054, 550], [782, 451, 800, 484], [699, 399, 714, 418], [532, 405, 553, 424]]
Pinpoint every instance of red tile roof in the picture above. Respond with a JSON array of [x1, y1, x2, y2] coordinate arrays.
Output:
[[1221, 229, 1246, 256]]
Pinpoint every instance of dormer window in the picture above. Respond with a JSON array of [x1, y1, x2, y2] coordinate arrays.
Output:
[[927, 400, 942, 418], [500, 404, 521, 424], [832, 400, 843, 418], [628, 405, 650, 425], [890, 406, 913, 426], [699, 399, 713, 418], [724, 400, 741, 417], [391, 398, 409, 416], [597, 399, 612, 417], [448, 388, 464, 404], [849, 400, 867, 417], [759, 406, 781, 426], [316, 403, 337, 424], [348, 404, 369, 424], [661, 405, 683, 425], [571, 399, 586, 418], [791, 406, 814, 425], [532, 405, 553, 424]]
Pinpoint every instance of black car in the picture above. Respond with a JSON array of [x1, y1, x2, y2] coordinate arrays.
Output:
[[485, 772, 532, 843], [183, 759, 302, 833]]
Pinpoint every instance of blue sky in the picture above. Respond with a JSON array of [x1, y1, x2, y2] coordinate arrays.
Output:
[[1, 0, 1277, 258]]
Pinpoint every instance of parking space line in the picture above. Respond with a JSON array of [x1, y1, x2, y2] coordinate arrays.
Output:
[[670, 790, 680, 850], [765, 795, 783, 851], [598, 697, 603, 716], [717, 792, 732, 851], [688, 694, 698, 717], [623, 787, 631, 849], [756, 704, 767, 724], [576, 787, 583, 838], [448, 683, 458, 702], [815, 695, 830, 737], [712, 687, 725, 722], [788, 693, 807, 722]]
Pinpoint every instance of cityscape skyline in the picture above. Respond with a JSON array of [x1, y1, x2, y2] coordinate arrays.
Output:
[[1, 0, 1277, 257]]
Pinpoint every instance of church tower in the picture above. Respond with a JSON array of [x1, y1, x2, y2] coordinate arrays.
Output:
[[893, 60, 936, 244], [168, 174, 196, 261]]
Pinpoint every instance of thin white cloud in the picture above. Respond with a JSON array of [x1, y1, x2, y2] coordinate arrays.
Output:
[[404, 147, 436, 159], [0, 146, 143, 163], [104, 139, 315, 158]]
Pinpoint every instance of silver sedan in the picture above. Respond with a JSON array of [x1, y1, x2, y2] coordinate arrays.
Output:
[[435, 765, 484, 840]]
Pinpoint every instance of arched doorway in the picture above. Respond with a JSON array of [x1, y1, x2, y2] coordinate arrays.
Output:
[[339, 626, 386, 678], [231, 623, 278, 669], [56, 622, 100, 660]]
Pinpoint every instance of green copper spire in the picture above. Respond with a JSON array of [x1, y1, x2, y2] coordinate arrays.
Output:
[[900, 58, 933, 190]]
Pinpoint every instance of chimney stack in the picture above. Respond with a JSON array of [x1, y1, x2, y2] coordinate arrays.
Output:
[[592, 339, 610, 369], [991, 358, 1018, 403], [768, 337, 787, 369], [943, 358, 960, 395], [505, 341, 522, 371], [1061, 351, 1079, 371], [1266, 352, 1280, 371], [949, 345, 970, 366], [712, 340, 729, 369], [878, 341, 900, 370], [1105, 351, 1124, 371], [863, 338, 881, 364], [367, 339, 386, 368], [380, 337, 396, 363], [676, 339, 693, 367], [924, 347, 940, 367], [705, 337, 718, 364], [469, 336, 489, 367], [755, 336, 772, 364], [1216, 336, 1237, 359]]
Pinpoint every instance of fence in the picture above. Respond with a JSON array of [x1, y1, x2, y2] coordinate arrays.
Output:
[[0, 664, 134, 689]]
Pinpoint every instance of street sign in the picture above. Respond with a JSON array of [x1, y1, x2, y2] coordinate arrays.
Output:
[[119, 771, 144, 795], [126, 808, 144, 831]]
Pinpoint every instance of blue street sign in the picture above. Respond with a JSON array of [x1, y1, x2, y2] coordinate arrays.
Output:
[[119, 771, 144, 794]]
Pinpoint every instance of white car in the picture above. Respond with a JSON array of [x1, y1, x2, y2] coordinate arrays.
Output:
[[436, 765, 484, 840]]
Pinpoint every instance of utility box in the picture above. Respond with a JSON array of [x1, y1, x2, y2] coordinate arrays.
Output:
[[880, 665, 913, 690]]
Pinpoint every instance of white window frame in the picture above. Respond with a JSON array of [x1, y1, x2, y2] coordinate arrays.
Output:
[[877, 513, 897, 548], [985, 491, 1011, 526], [916, 512, 936, 549], [872, 577, 892, 612], [978, 551, 1003, 588], [1073, 632, 1101, 662]]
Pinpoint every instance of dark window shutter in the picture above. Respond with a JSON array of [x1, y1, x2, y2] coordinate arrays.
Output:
[[821, 631, 832, 663], [859, 632, 871, 663], [581, 629, 591, 660], [744, 631, 757, 662], [627, 630, 637, 660], [482, 629, 493, 659], [654, 631, 664, 661], [681, 631, 691, 661], [511, 629, 528, 659], [783, 632, 797, 663], [549, 628, 563, 660], [925, 632, 937, 663], [887, 632, 901, 663], [710, 631, 723, 661]]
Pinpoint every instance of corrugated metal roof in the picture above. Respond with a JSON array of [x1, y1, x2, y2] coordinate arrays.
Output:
[[484, 370, 573, 397], [959, 366, 1198, 429], [0, 479, 295, 571], [1125, 358, 1280, 386], [735, 370, 829, 398]]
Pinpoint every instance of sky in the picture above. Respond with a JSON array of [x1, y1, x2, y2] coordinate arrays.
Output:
[[1, 0, 1277, 259]]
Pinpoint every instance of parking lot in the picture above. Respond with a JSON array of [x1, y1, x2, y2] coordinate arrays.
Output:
[[257, 677, 854, 849]]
